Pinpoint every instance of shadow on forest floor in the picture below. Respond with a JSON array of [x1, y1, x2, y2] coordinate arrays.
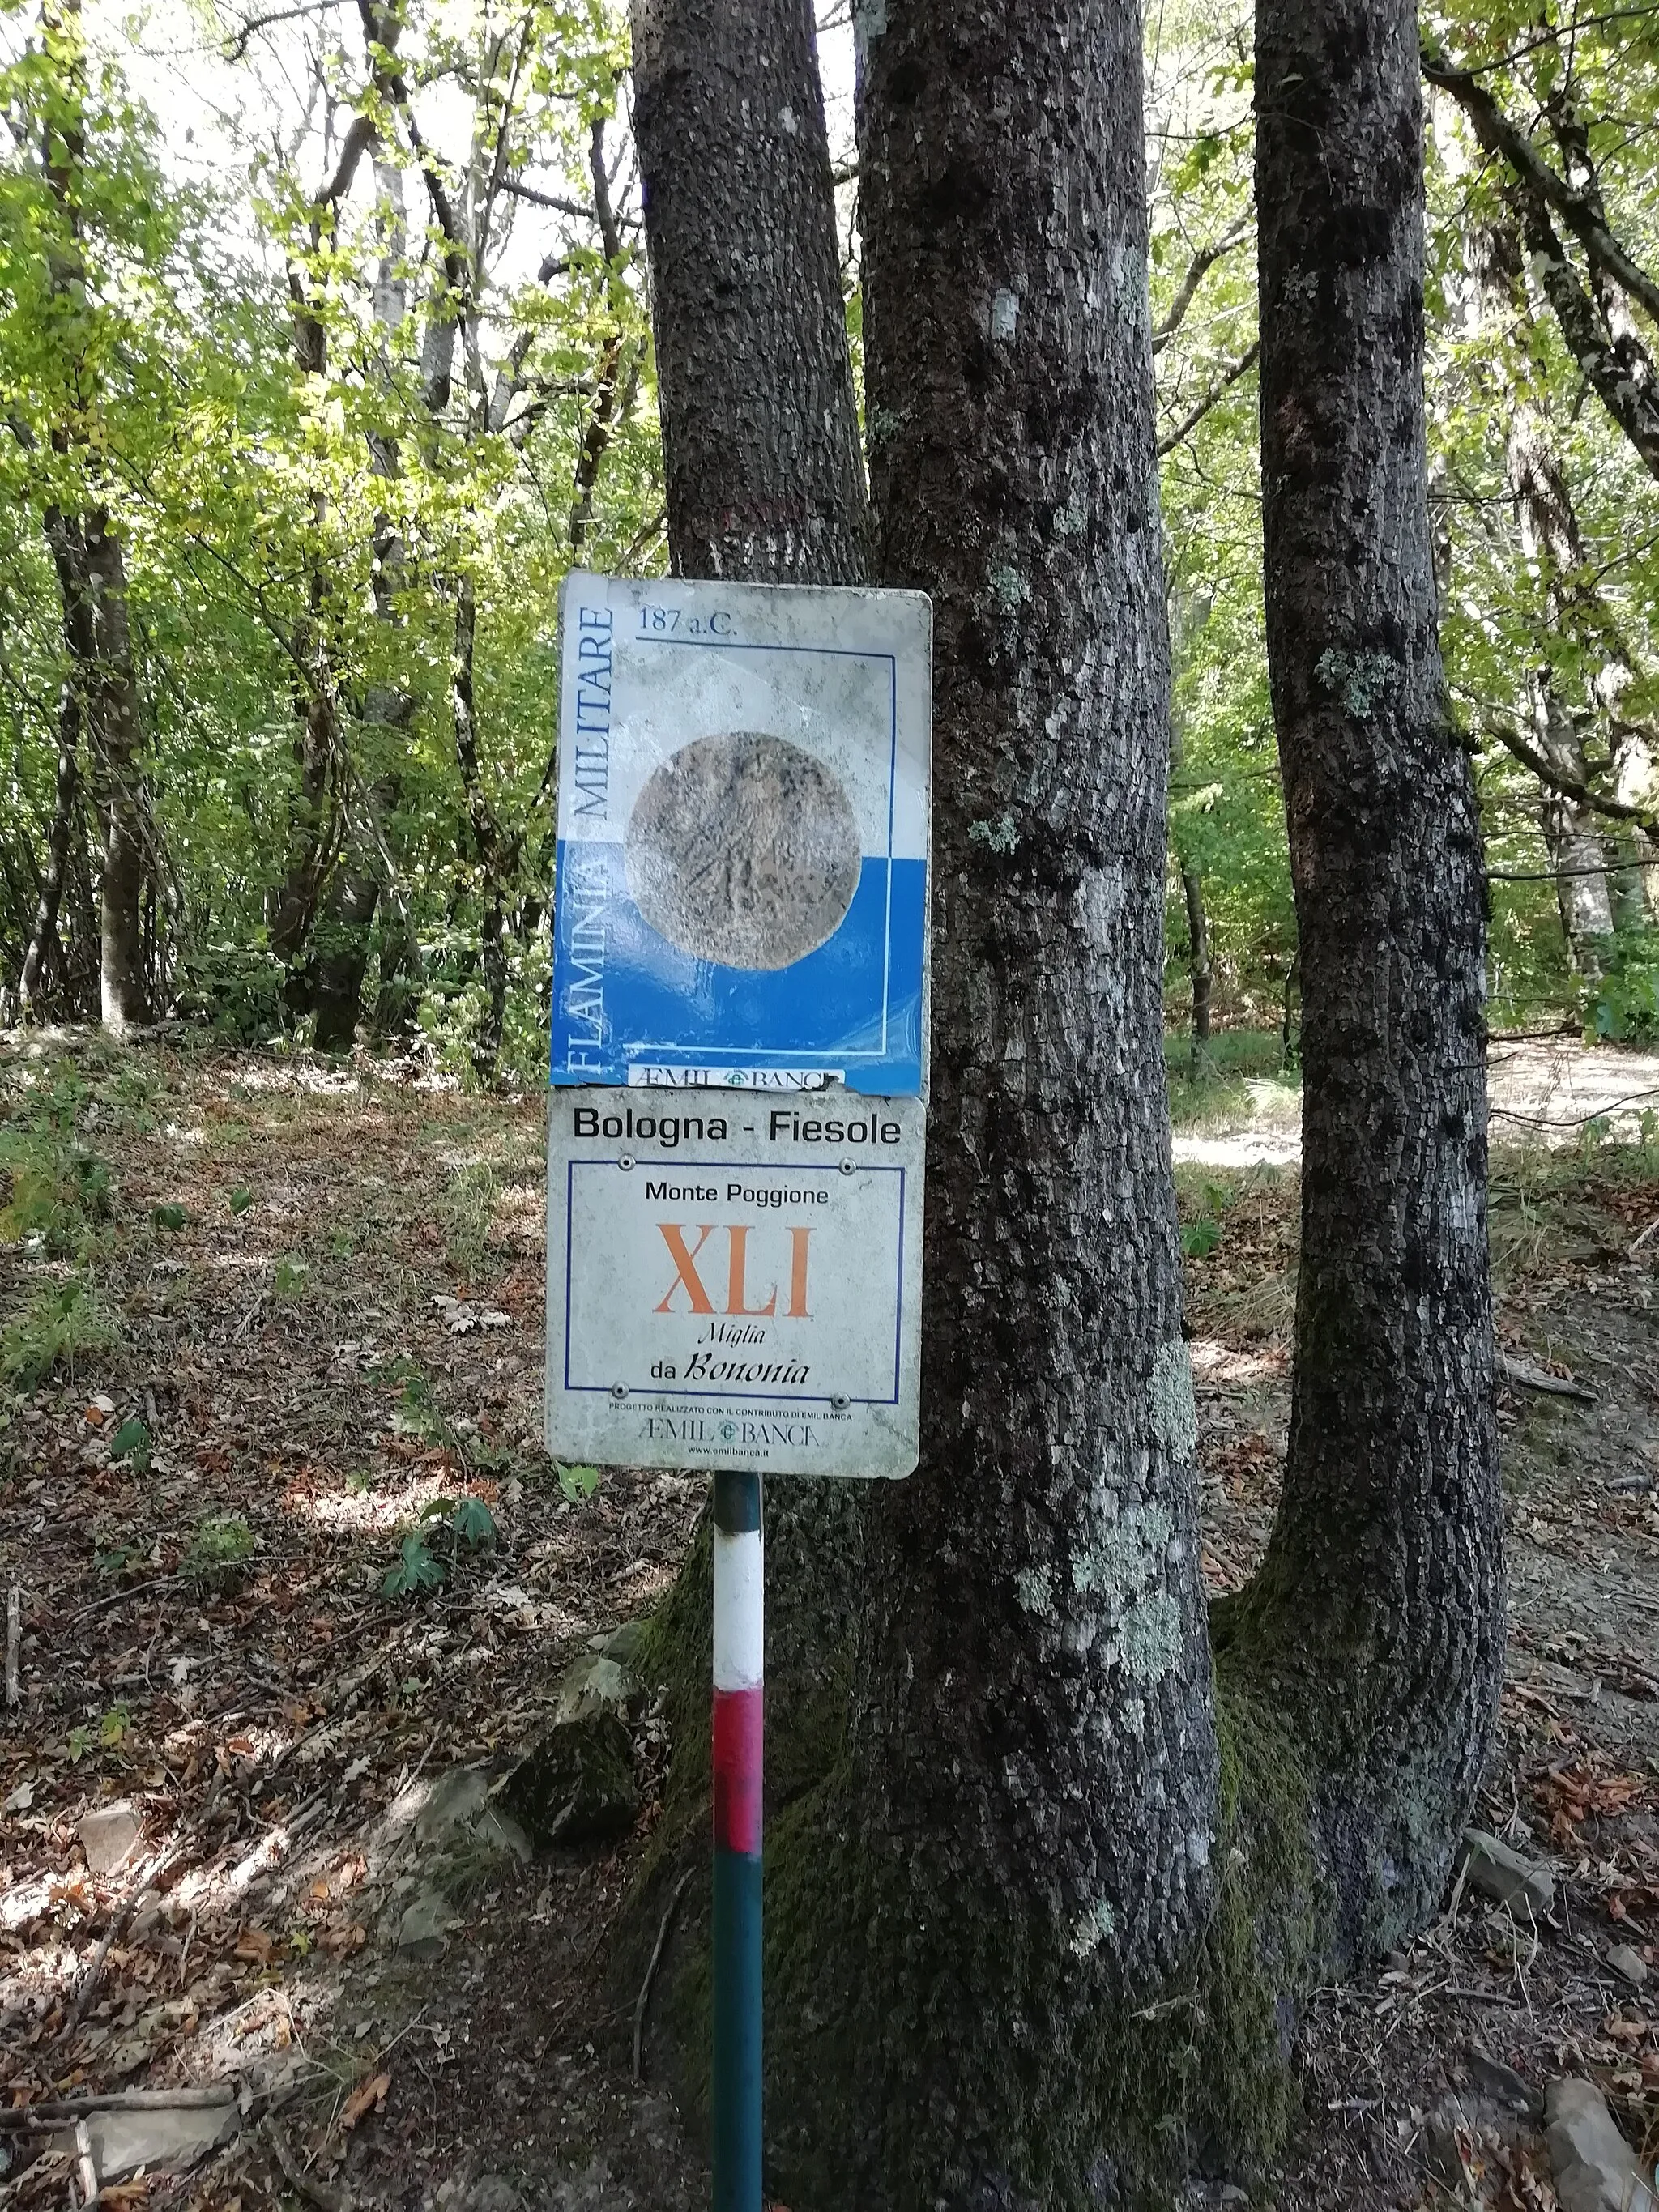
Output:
[[0, 1032, 1655, 2210]]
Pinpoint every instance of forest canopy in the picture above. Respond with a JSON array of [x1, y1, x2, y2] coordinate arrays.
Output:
[[1, 0, 1657, 1070]]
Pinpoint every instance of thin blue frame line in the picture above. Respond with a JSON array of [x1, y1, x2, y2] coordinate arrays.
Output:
[[620, 634, 903, 1070], [562, 1157, 578, 1392], [560, 1157, 906, 1403]]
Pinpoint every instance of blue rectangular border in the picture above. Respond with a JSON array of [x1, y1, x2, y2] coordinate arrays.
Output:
[[552, 627, 915, 1079], [560, 1157, 906, 1406]]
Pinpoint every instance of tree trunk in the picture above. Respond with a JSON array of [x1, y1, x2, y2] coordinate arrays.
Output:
[[624, 0, 873, 1780], [1534, 693, 1615, 974], [270, 113, 374, 1004], [80, 510, 150, 1030], [616, 0, 884, 2155], [808, 2, 1215, 2192], [630, 0, 869, 582], [1183, 865, 1212, 1058], [19, 660, 80, 1012], [40, 0, 151, 1034], [1233, 0, 1503, 1963], [1468, 219, 1622, 978]]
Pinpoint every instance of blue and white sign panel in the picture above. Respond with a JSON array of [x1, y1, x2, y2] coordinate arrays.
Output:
[[550, 573, 932, 1095]]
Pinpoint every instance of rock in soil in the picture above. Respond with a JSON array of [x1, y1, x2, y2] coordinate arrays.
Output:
[[1545, 2077, 1658, 2212], [52, 2099, 239, 2184], [1606, 1941, 1648, 1987], [1457, 1826, 1556, 1917], [1466, 2048, 1542, 2120], [396, 1883, 464, 1960], [78, 1801, 141, 1877], [503, 1643, 642, 1847]]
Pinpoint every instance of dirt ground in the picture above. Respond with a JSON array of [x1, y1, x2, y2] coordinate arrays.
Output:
[[0, 1033, 1656, 2212]]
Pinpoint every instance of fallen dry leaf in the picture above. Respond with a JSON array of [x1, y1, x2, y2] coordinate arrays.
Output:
[[340, 2069, 390, 2130]]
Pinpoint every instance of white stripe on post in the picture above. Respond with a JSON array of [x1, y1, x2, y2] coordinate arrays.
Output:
[[713, 1524, 764, 1692]]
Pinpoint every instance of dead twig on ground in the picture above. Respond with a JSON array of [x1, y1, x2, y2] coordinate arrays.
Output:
[[633, 1866, 694, 2082], [53, 1839, 183, 2050], [1497, 1350, 1597, 1402], [263, 2116, 351, 2212], [0, 2086, 242, 2133], [5, 1583, 18, 1707]]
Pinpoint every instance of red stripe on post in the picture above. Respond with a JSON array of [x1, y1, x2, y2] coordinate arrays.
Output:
[[713, 1685, 764, 1857]]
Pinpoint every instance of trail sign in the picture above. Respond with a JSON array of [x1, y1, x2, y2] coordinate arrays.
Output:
[[543, 572, 932, 2212], [550, 572, 931, 1094], [544, 572, 932, 1481], [545, 1085, 925, 1477]]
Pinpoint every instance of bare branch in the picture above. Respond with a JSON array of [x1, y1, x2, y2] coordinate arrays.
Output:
[[223, 0, 351, 66], [1424, 49, 1659, 327], [1156, 339, 1260, 456], [1478, 706, 1659, 838], [1151, 216, 1250, 355]]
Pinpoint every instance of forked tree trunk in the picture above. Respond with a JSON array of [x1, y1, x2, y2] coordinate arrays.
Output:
[[771, 6, 1216, 2199], [1230, 0, 1503, 1962]]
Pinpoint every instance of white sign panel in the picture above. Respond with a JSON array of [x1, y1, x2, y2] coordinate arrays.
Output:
[[549, 573, 932, 1095], [545, 1085, 924, 1478]]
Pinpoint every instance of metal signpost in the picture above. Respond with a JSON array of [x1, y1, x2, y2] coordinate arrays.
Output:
[[545, 572, 931, 2212]]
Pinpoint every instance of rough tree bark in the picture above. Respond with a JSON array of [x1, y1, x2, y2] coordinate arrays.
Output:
[[613, 0, 889, 2162], [624, 0, 873, 1762], [765, 6, 1218, 2201], [1231, 0, 1503, 1960], [630, 0, 870, 583]]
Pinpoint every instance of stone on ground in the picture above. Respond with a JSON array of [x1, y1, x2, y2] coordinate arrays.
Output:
[[1545, 2077, 1658, 2212], [503, 1644, 641, 1848], [1607, 1941, 1648, 1988], [1457, 1827, 1555, 1917], [79, 1801, 141, 1877], [53, 2099, 238, 2184]]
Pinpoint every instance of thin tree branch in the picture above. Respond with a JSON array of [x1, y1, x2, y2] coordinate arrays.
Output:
[[1479, 708, 1659, 838], [1156, 339, 1260, 455], [1152, 216, 1250, 354]]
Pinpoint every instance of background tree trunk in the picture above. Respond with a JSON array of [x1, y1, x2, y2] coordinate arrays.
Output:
[[41, 0, 151, 1033], [19, 635, 82, 1012], [1183, 864, 1213, 1058], [1232, 0, 1503, 1963], [630, 0, 870, 583]]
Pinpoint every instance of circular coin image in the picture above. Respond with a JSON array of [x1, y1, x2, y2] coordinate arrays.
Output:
[[623, 731, 862, 971]]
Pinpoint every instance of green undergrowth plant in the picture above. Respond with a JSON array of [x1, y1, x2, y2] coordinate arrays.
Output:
[[0, 1068, 114, 1257], [382, 1494, 498, 1599], [1, 1278, 119, 1392], [182, 1514, 256, 1590]]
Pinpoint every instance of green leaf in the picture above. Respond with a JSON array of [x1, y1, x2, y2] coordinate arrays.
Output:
[[557, 1462, 601, 1503], [152, 1203, 187, 1231], [228, 1187, 254, 1215], [450, 1497, 497, 1549], [1181, 1217, 1222, 1259], [109, 1417, 149, 1463], [382, 1534, 445, 1599]]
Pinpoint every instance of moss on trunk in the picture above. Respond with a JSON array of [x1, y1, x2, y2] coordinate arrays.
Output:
[[619, 1596, 1337, 2210]]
